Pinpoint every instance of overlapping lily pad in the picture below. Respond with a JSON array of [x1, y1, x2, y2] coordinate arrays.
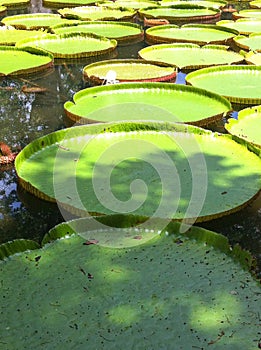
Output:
[[83, 59, 177, 85], [233, 33, 261, 52], [0, 215, 260, 349], [16, 32, 117, 59], [244, 51, 261, 65], [232, 9, 261, 20], [0, 46, 53, 76], [58, 5, 137, 21], [64, 82, 231, 125], [0, 27, 46, 46], [138, 43, 244, 71], [138, 4, 221, 24], [217, 18, 261, 35], [15, 121, 261, 222], [51, 21, 144, 45], [186, 65, 261, 106], [1, 13, 75, 30], [145, 23, 238, 45], [225, 105, 261, 148]]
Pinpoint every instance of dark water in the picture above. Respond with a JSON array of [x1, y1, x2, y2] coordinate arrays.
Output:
[[0, 1, 260, 277]]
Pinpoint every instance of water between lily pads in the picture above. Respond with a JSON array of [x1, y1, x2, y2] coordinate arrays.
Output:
[[0, 2, 260, 276]]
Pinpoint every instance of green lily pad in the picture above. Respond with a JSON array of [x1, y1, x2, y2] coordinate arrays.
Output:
[[145, 23, 238, 45], [15, 121, 261, 222], [233, 9, 261, 20], [250, 0, 261, 8], [0, 4, 6, 14], [186, 65, 261, 106], [16, 32, 117, 59], [160, 0, 227, 9], [244, 51, 261, 65], [51, 21, 144, 45], [138, 5, 221, 24], [99, 0, 158, 9], [138, 43, 244, 71], [42, 0, 97, 8], [217, 18, 261, 35], [233, 33, 261, 52], [64, 82, 231, 125], [0, 46, 53, 76], [0, 27, 46, 46], [0, 0, 29, 8], [58, 5, 137, 21], [0, 216, 260, 349], [225, 105, 261, 149], [1, 13, 75, 30], [83, 59, 177, 85]]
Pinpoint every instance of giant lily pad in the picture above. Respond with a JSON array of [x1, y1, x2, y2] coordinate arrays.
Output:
[[0, 27, 46, 46], [233, 33, 261, 52], [160, 0, 227, 8], [64, 82, 231, 125], [1, 13, 75, 30], [83, 59, 177, 85], [0, 46, 53, 76], [58, 5, 137, 21], [16, 32, 117, 59], [51, 21, 144, 45], [232, 9, 261, 20], [225, 105, 261, 149], [138, 43, 244, 71], [138, 4, 221, 24], [0, 0, 29, 8], [15, 121, 261, 222], [217, 18, 261, 35], [145, 23, 239, 45], [0, 216, 260, 349], [99, 0, 158, 10], [42, 0, 98, 8], [186, 65, 261, 106]]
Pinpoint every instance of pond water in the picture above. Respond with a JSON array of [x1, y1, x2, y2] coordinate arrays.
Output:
[[0, 1, 260, 277]]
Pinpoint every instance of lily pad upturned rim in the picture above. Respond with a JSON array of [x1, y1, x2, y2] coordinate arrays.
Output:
[[50, 20, 144, 45], [186, 64, 261, 105], [64, 81, 231, 125], [0, 45, 54, 76], [225, 105, 261, 149], [16, 32, 118, 59], [83, 59, 177, 85], [138, 43, 245, 71], [145, 23, 239, 45]]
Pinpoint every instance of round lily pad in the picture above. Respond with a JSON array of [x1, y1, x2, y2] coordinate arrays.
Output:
[[233, 33, 261, 52], [217, 18, 261, 35], [186, 65, 261, 106], [160, 0, 227, 9], [138, 5, 221, 24], [58, 5, 137, 21], [16, 32, 117, 59], [51, 21, 144, 45], [145, 23, 239, 45], [64, 82, 231, 125], [0, 27, 46, 46], [0, 216, 260, 349], [138, 43, 244, 71], [15, 121, 261, 222], [232, 9, 261, 20], [83, 59, 177, 85], [225, 105, 261, 148], [1, 13, 75, 30], [42, 0, 97, 8], [0, 46, 53, 76]]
